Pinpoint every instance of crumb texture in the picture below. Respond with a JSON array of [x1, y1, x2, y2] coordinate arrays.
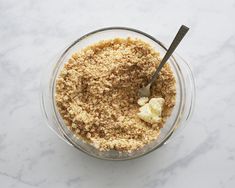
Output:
[[55, 38, 176, 152]]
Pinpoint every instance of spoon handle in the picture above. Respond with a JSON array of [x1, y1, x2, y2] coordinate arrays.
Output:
[[149, 25, 189, 85]]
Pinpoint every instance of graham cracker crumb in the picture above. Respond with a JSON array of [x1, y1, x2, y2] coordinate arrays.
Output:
[[55, 38, 176, 152]]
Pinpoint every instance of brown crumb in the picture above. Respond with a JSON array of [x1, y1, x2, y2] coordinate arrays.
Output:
[[55, 38, 176, 152]]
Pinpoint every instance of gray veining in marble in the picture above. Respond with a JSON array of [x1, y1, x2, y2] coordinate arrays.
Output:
[[0, 0, 235, 187]]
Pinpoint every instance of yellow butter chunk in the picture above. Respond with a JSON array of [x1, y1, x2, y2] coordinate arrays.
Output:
[[149, 98, 165, 115], [137, 97, 165, 124], [137, 97, 149, 106]]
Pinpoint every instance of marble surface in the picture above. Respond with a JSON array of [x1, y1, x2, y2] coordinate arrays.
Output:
[[0, 0, 235, 187]]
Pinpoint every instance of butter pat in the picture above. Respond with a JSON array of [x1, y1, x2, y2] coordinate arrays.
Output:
[[137, 97, 149, 106], [149, 98, 165, 115], [137, 97, 165, 124]]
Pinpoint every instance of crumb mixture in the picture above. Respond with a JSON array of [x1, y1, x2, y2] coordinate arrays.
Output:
[[55, 38, 176, 152]]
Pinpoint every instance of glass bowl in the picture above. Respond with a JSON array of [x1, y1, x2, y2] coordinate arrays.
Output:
[[41, 27, 196, 160]]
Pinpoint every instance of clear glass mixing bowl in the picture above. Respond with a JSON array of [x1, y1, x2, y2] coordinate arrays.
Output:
[[41, 27, 196, 160]]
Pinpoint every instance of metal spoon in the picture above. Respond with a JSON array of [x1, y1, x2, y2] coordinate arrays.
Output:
[[139, 25, 189, 97]]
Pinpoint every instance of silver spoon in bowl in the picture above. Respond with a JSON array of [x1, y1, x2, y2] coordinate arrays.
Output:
[[139, 25, 189, 97]]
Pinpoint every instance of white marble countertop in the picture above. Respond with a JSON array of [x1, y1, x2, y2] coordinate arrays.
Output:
[[0, 0, 235, 187]]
